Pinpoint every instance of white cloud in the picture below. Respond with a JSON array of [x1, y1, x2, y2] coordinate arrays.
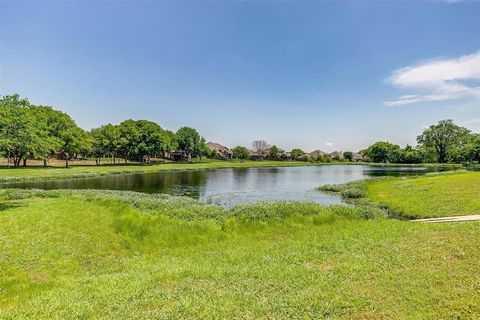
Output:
[[325, 142, 335, 147], [384, 50, 480, 107]]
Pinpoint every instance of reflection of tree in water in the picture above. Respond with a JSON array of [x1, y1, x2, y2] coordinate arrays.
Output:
[[5, 165, 455, 205]]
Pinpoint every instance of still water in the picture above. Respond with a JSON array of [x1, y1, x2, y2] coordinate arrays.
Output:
[[3, 165, 450, 207]]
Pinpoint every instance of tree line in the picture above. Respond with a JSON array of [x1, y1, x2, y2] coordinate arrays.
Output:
[[0, 94, 209, 167], [1, 94, 479, 167], [364, 120, 480, 164]]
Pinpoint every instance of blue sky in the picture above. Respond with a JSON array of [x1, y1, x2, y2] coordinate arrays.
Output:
[[1, 1, 479, 152]]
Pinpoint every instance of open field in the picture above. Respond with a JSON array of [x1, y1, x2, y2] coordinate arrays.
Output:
[[1, 189, 479, 319], [365, 171, 480, 219]]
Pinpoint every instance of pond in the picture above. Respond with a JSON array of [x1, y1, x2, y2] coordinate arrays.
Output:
[[3, 165, 452, 207]]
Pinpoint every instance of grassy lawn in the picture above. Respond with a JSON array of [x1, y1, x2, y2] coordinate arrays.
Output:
[[365, 171, 480, 219], [1, 189, 479, 319], [0, 159, 321, 183]]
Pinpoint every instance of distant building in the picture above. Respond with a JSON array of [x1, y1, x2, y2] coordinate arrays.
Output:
[[206, 142, 233, 159], [169, 151, 189, 161], [353, 152, 366, 162], [329, 151, 344, 160], [308, 150, 327, 159]]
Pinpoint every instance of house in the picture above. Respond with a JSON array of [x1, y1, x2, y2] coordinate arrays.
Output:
[[308, 150, 327, 159], [169, 151, 189, 161], [261, 147, 285, 157], [280, 152, 292, 161], [329, 151, 344, 160], [248, 149, 263, 160], [206, 142, 233, 159], [353, 152, 366, 162]]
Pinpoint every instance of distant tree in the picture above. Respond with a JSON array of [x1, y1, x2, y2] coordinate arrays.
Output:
[[57, 120, 91, 168], [268, 145, 280, 159], [176, 126, 202, 160], [232, 146, 250, 161], [136, 120, 166, 164], [403, 145, 423, 164], [118, 120, 141, 163], [197, 137, 208, 162], [417, 120, 471, 163], [252, 140, 269, 152], [365, 141, 400, 163], [30, 106, 75, 167], [290, 148, 305, 159], [89, 128, 106, 165], [96, 124, 122, 164], [161, 130, 177, 162], [466, 134, 480, 163], [343, 151, 353, 162], [0, 95, 55, 167]]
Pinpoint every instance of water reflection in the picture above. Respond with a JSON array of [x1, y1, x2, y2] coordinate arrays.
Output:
[[3, 165, 451, 207]]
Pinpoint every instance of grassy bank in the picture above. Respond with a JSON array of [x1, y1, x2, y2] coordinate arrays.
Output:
[[320, 171, 480, 219], [0, 159, 461, 184], [1, 189, 479, 318], [0, 160, 319, 183], [366, 171, 480, 219]]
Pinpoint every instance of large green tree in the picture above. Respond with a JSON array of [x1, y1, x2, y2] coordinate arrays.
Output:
[[232, 146, 250, 161], [417, 120, 471, 163], [268, 145, 280, 159], [175, 126, 201, 160], [0, 95, 51, 167], [290, 148, 305, 159], [365, 141, 400, 163]]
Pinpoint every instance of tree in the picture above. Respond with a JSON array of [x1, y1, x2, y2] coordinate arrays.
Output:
[[197, 137, 208, 162], [417, 120, 471, 163], [97, 124, 122, 164], [30, 105, 76, 167], [89, 128, 106, 165], [161, 130, 177, 162], [136, 120, 166, 164], [466, 134, 480, 163], [176, 126, 201, 160], [268, 145, 279, 159], [57, 122, 91, 168], [252, 140, 269, 152], [0, 95, 51, 167], [290, 148, 305, 160], [232, 146, 250, 161], [343, 151, 353, 162], [365, 141, 400, 163], [118, 120, 140, 163]]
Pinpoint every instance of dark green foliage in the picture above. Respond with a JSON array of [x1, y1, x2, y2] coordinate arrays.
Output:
[[268, 145, 279, 159], [232, 146, 250, 160], [343, 151, 353, 162], [176, 126, 202, 159], [417, 119, 472, 163], [290, 148, 305, 159]]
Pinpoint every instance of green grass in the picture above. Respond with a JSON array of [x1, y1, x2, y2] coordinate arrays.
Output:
[[1, 189, 479, 319], [365, 171, 480, 219]]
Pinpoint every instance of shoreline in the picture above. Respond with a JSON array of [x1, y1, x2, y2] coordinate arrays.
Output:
[[0, 160, 462, 184]]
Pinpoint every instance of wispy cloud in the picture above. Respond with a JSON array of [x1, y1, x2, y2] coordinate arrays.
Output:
[[464, 117, 480, 125], [325, 142, 335, 147], [384, 50, 480, 107]]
